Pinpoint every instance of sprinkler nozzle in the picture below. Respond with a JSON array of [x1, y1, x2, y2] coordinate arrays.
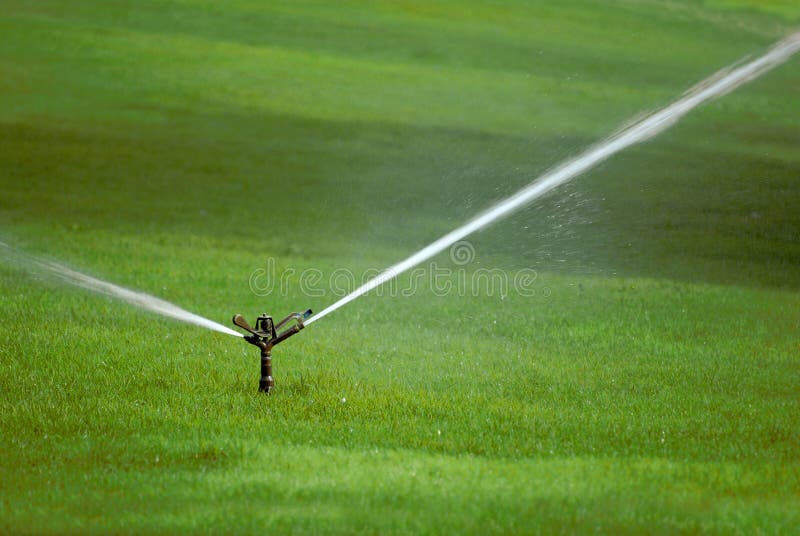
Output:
[[232, 309, 311, 393]]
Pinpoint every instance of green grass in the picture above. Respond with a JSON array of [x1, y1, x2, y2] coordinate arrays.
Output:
[[1, 0, 799, 533]]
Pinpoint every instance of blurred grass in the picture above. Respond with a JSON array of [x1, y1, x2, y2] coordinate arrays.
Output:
[[1, 0, 799, 533]]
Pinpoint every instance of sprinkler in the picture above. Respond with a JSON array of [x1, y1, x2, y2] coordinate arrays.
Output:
[[232, 309, 312, 393]]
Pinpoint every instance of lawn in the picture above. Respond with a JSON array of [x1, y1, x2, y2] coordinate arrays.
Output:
[[1, 0, 799, 533]]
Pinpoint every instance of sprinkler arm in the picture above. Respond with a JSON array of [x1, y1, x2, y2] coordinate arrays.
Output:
[[232, 314, 261, 338], [272, 321, 302, 346], [275, 310, 311, 331], [268, 310, 309, 346]]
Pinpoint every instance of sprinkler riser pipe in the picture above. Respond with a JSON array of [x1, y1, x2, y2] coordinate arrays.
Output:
[[259, 347, 274, 393]]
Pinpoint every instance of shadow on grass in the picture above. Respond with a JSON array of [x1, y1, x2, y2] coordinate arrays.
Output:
[[2, 105, 798, 291]]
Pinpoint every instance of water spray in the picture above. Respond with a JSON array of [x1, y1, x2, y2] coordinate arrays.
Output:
[[305, 31, 800, 326], [231, 309, 312, 393], [0, 241, 241, 337]]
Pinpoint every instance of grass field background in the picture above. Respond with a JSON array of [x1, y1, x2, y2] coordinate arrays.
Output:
[[1, 0, 799, 533]]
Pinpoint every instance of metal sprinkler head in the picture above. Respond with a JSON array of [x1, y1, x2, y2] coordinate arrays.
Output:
[[232, 309, 312, 393]]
